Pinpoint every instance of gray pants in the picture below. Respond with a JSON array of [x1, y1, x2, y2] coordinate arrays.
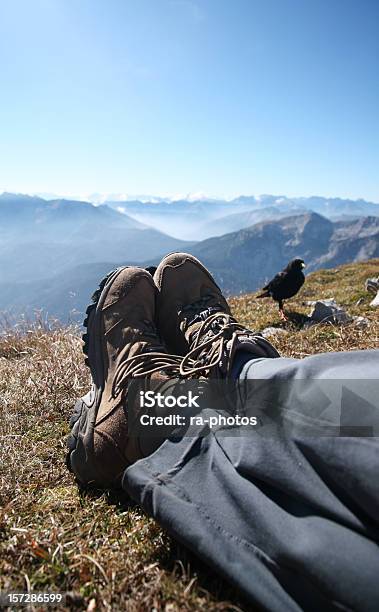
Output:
[[122, 350, 379, 612]]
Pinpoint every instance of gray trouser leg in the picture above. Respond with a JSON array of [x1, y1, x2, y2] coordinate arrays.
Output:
[[123, 350, 379, 611], [239, 349, 379, 437]]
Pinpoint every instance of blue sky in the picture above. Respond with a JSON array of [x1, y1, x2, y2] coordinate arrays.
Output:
[[0, 0, 378, 201]]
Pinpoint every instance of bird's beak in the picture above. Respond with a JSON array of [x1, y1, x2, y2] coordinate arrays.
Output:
[[301, 262, 306, 268]]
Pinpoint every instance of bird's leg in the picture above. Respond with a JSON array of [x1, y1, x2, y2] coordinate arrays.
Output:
[[278, 301, 288, 321]]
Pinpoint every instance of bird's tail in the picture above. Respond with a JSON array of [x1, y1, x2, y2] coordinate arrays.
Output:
[[256, 291, 269, 299]]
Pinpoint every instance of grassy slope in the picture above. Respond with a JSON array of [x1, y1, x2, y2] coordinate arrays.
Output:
[[1, 259, 378, 611]]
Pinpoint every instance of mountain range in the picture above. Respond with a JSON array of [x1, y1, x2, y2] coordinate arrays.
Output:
[[104, 194, 379, 240], [0, 190, 378, 322], [0, 193, 188, 283]]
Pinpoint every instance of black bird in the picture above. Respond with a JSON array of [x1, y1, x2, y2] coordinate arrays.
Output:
[[257, 258, 306, 320]]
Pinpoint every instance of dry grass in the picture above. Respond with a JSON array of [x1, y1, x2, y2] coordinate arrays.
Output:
[[229, 258, 379, 356], [1, 260, 378, 610]]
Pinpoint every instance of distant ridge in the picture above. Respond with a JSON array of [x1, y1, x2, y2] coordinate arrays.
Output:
[[188, 212, 379, 293], [103, 194, 379, 240]]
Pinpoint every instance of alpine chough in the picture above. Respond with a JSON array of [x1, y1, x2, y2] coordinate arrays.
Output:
[[257, 258, 306, 320]]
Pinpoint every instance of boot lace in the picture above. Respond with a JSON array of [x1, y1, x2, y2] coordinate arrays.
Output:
[[179, 311, 258, 377], [111, 320, 183, 399]]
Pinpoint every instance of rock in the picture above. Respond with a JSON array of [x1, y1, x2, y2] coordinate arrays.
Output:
[[261, 327, 289, 338], [355, 297, 364, 306], [307, 299, 352, 325], [365, 277, 379, 294], [370, 290, 379, 307], [353, 316, 370, 328]]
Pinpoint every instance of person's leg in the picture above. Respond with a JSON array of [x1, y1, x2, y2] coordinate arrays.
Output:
[[123, 346, 379, 611], [123, 253, 379, 611]]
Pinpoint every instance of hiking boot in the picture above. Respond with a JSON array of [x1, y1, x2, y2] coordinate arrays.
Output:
[[67, 266, 183, 487], [154, 253, 280, 378]]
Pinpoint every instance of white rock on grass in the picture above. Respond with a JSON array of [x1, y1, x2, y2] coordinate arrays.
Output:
[[370, 290, 379, 307], [304, 299, 371, 328], [261, 327, 289, 338], [308, 299, 352, 325], [365, 277, 379, 294], [353, 316, 370, 328]]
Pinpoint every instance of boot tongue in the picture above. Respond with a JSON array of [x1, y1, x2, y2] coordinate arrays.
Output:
[[181, 306, 225, 345], [180, 306, 222, 333]]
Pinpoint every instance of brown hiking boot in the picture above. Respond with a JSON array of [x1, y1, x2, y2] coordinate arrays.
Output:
[[67, 266, 183, 487], [154, 253, 280, 377]]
